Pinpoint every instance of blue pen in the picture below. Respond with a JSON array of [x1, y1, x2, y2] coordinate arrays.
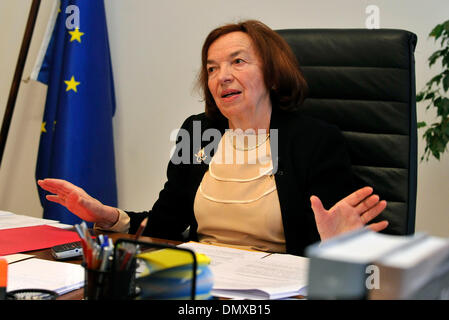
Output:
[[100, 235, 109, 249]]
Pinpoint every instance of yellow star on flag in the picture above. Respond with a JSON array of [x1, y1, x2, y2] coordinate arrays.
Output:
[[41, 122, 47, 133], [69, 28, 84, 43], [65, 76, 80, 92]]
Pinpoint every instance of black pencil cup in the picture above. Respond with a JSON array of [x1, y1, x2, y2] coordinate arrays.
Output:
[[83, 238, 199, 300], [83, 260, 137, 300]]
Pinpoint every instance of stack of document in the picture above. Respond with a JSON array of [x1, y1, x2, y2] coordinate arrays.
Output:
[[7, 258, 84, 295], [0, 211, 84, 296], [178, 242, 309, 299]]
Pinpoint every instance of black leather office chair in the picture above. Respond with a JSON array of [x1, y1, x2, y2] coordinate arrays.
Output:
[[277, 29, 417, 235]]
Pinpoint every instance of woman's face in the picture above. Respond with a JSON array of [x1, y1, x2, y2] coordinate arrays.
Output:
[[206, 31, 271, 127]]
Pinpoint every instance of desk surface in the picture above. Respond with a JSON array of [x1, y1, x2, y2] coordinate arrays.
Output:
[[26, 231, 181, 300]]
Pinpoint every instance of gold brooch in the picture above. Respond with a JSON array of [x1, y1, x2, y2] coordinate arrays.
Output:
[[194, 148, 207, 163]]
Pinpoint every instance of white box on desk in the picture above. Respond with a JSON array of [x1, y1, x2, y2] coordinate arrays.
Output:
[[305, 229, 449, 300]]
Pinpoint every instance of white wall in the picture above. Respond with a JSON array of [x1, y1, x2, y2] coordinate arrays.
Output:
[[0, 0, 448, 236], [0, 0, 51, 216]]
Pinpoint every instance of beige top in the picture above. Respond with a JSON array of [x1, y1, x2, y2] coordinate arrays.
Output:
[[194, 130, 286, 253], [98, 131, 286, 253]]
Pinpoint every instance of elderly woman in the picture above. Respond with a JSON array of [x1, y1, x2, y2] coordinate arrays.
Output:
[[38, 20, 387, 256]]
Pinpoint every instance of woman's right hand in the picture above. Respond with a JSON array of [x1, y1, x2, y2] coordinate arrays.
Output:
[[37, 178, 119, 228]]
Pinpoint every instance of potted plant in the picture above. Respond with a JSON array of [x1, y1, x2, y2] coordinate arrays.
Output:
[[417, 19, 449, 161]]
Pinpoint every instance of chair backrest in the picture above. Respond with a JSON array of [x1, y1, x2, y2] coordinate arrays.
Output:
[[277, 29, 418, 235]]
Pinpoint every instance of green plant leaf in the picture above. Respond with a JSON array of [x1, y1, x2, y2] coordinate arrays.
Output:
[[416, 92, 424, 102], [426, 74, 443, 87], [437, 98, 449, 118], [436, 140, 447, 153], [424, 91, 435, 100], [443, 74, 449, 92], [420, 20, 449, 162], [443, 53, 449, 69], [430, 23, 444, 40], [417, 121, 427, 128], [428, 49, 443, 67], [444, 20, 449, 34], [433, 150, 441, 160]]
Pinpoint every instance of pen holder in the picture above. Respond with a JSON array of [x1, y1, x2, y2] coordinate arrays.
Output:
[[115, 239, 202, 300], [83, 259, 137, 300], [83, 238, 204, 300]]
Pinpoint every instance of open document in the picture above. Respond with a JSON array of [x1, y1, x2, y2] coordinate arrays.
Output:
[[178, 242, 309, 299]]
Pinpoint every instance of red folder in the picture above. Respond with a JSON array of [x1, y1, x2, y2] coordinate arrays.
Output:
[[0, 225, 81, 256]]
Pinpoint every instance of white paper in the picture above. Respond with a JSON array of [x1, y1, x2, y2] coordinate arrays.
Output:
[[49, 223, 74, 230], [7, 258, 84, 295], [177, 242, 268, 267], [211, 253, 308, 299], [0, 211, 61, 230], [0, 254, 35, 264], [0, 210, 14, 217], [177, 242, 309, 299], [317, 231, 414, 263]]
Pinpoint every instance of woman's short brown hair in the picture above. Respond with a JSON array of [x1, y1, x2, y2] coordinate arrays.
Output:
[[197, 20, 308, 119]]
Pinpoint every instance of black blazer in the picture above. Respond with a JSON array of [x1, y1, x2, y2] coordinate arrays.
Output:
[[127, 108, 356, 256]]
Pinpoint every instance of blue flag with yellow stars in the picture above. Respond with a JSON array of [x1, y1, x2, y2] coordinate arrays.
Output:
[[32, 0, 117, 225]]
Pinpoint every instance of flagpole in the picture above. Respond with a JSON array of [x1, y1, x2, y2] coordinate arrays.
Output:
[[0, 0, 41, 168]]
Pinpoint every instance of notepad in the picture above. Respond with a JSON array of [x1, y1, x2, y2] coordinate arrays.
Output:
[[138, 248, 211, 271], [0, 225, 81, 256]]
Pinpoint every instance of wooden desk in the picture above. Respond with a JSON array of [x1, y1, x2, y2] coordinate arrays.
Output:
[[25, 232, 306, 301], [26, 232, 181, 300]]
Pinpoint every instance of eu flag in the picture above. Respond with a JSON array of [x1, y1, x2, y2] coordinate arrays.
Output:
[[33, 0, 117, 225]]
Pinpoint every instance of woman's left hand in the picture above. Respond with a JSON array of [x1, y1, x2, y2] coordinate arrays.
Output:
[[311, 186, 388, 241]]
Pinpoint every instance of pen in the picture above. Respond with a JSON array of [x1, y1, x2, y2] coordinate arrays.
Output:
[[120, 250, 132, 271], [75, 224, 89, 265], [99, 244, 113, 272], [134, 217, 148, 240]]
